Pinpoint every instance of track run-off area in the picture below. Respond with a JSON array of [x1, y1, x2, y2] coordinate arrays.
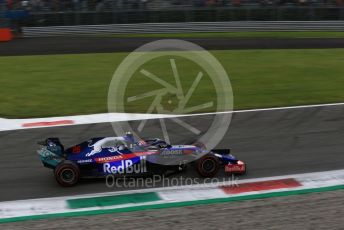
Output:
[[0, 102, 343, 202]]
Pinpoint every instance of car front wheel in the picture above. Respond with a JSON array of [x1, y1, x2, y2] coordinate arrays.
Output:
[[196, 154, 219, 177]]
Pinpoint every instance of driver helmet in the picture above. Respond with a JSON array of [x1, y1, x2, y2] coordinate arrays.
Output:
[[117, 142, 128, 151], [137, 139, 148, 147]]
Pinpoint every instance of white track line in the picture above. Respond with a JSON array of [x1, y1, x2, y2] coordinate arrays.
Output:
[[0, 102, 343, 132], [182, 102, 344, 117]]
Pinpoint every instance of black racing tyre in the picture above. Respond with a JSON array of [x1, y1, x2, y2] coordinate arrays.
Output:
[[195, 154, 220, 177], [54, 161, 80, 187]]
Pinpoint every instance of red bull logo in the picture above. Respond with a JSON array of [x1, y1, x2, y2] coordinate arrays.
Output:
[[103, 156, 147, 174]]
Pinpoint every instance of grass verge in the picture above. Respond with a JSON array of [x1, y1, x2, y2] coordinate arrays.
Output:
[[0, 48, 343, 118]]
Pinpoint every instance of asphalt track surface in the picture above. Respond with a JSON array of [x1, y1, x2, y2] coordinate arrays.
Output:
[[0, 104, 343, 202], [1, 37, 344, 56]]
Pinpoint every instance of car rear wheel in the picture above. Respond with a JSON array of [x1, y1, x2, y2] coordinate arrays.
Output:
[[54, 161, 80, 187], [196, 154, 219, 177]]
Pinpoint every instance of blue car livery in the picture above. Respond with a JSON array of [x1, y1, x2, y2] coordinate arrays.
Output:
[[38, 133, 246, 186]]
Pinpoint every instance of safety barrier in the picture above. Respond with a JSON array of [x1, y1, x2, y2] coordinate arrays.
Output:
[[22, 21, 344, 37]]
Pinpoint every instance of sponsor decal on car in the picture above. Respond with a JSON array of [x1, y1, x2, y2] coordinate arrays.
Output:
[[160, 149, 183, 156], [183, 149, 195, 154], [77, 159, 93, 164], [95, 155, 124, 163], [72, 146, 81, 154], [225, 164, 245, 173], [103, 156, 147, 174], [95, 151, 158, 164]]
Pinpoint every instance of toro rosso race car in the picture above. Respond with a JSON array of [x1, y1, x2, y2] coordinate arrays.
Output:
[[38, 133, 246, 186]]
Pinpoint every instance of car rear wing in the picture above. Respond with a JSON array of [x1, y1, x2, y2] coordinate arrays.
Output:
[[37, 138, 65, 153], [37, 138, 62, 145]]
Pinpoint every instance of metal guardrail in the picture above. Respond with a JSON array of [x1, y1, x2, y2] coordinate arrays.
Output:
[[23, 21, 344, 37]]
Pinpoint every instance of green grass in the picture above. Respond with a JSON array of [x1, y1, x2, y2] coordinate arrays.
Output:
[[103, 31, 344, 39], [0, 49, 344, 118]]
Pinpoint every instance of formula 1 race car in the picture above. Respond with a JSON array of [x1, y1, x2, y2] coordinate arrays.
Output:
[[38, 133, 246, 186]]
